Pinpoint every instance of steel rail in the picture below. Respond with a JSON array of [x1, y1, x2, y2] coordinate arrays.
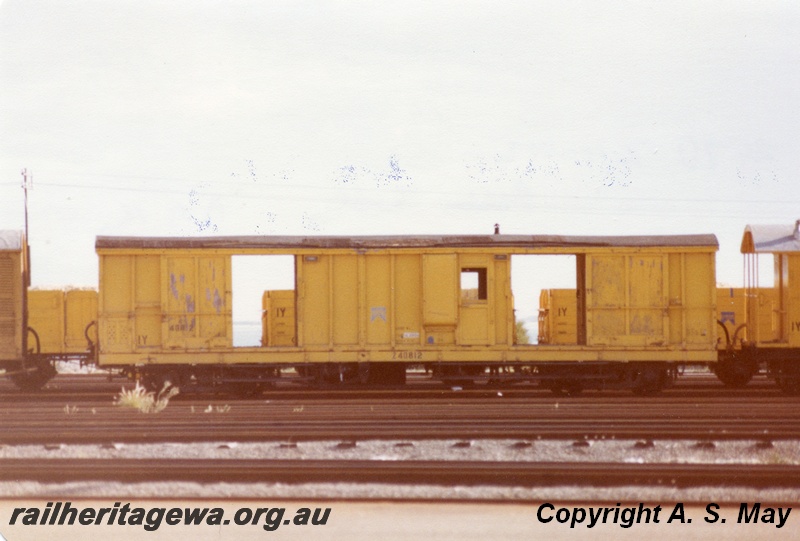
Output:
[[2, 375, 799, 444], [0, 427, 797, 445], [0, 458, 798, 488], [2, 403, 800, 443]]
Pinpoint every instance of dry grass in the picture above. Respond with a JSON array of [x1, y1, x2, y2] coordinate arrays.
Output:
[[114, 382, 179, 413]]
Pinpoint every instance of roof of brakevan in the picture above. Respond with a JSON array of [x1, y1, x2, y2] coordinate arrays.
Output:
[[96, 233, 719, 251]]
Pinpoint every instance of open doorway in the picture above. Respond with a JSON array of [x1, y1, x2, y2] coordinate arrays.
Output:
[[743, 253, 775, 289], [232, 255, 295, 346], [511, 255, 577, 345]]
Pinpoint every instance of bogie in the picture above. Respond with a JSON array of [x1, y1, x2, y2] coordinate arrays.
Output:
[[713, 353, 758, 388]]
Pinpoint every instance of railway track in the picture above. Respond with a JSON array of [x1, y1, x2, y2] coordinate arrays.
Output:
[[1, 375, 799, 444], [3, 374, 799, 493], [1, 410, 799, 444], [1, 458, 799, 488]]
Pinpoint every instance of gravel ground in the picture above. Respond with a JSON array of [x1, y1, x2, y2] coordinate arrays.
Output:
[[1, 438, 799, 501], [0, 438, 798, 464], [2, 480, 800, 503], [5, 366, 798, 502]]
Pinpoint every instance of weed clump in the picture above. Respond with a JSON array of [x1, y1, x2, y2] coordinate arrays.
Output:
[[114, 383, 179, 413]]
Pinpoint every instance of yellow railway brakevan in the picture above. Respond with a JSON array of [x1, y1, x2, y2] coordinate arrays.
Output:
[[92, 233, 718, 393], [4, 221, 800, 394]]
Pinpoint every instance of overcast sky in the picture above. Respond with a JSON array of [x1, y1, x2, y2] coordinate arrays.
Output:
[[1, 1, 799, 330]]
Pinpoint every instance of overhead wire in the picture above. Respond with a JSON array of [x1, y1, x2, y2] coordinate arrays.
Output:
[[2, 176, 797, 207], [1, 173, 797, 224]]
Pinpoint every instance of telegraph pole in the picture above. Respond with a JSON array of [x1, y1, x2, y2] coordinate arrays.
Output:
[[21, 168, 31, 243], [21, 168, 31, 286]]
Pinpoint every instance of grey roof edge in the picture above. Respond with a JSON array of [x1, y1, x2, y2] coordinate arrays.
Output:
[[96, 233, 719, 251], [0, 230, 23, 251], [742, 221, 800, 253]]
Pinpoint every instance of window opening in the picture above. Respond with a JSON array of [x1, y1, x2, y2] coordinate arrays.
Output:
[[461, 267, 487, 300]]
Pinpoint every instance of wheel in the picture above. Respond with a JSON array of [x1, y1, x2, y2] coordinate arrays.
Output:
[[10, 362, 56, 391], [631, 365, 669, 395], [769, 360, 800, 395], [714, 364, 754, 387], [714, 356, 756, 387], [305, 363, 361, 386], [366, 363, 407, 385], [140, 369, 181, 393], [435, 365, 484, 387], [11, 330, 56, 391]]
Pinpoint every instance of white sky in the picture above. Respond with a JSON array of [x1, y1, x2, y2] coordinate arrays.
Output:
[[2, 1, 799, 333]]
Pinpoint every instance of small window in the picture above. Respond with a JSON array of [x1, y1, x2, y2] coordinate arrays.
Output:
[[461, 268, 487, 300]]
